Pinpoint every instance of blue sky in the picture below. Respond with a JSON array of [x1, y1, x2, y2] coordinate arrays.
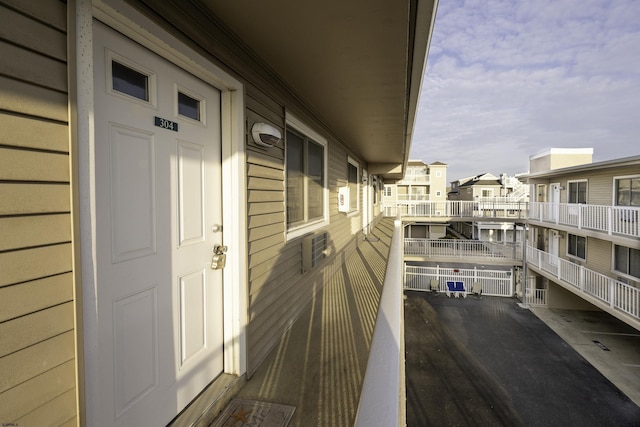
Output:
[[411, 0, 640, 182]]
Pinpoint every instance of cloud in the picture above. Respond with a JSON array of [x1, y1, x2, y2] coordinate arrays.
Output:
[[412, 0, 640, 181]]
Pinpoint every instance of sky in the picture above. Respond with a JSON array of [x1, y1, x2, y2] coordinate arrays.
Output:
[[411, 0, 640, 182]]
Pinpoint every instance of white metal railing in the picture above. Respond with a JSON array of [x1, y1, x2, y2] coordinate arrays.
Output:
[[404, 265, 514, 297], [527, 245, 640, 320], [383, 200, 528, 219], [404, 238, 523, 261], [524, 276, 547, 306], [529, 202, 640, 238], [355, 219, 404, 427], [398, 174, 430, 184]]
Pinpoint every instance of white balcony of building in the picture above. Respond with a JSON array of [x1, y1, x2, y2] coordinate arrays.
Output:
[[383, 200, 528, 222], [529, 202, 640, 240], [526, 245, 640, 329], [404, 238, 523, 266]]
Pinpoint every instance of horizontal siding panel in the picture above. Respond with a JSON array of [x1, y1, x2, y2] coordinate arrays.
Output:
[[248, 212, 285, 229], [248, 234, 284, 255], [1, 0, 67, 32], [247, 149, 284, 170], [247, 176, 284, 191], [15, 387, 76, 427], [248, 190, 284, 204], [0, 214, 71, 251], [0, 113, 69, 152], [248, 201, 283, 216], [0, 75, 68, 122], [246, 93, 284, 127], [247, 163, 284, 181], [0, 330, 74, 393], [0, 302, 74, 356], [0, 359, 75, 422], [249, 253, 301, 291], [0, 41, 67, 92], [249, 243, 300, 282], [0, 3, 67, 60], [249, 240, 295, 269], [0, 148, 69, 182], [0, 183, 70, 215], [0, 243, 72, 287], [248, 223, 285, 242], [0, 273, 73, 323]]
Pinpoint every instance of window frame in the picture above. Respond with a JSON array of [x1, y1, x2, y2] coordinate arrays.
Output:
[[383, 185, 392, 197], [613, 244, 640, 280], [567, 180, 587, 204], [613, 175, 640, 207], [347, 156, 359, 214], [567, 233, 586, 261], [285, 113, 329, 241]]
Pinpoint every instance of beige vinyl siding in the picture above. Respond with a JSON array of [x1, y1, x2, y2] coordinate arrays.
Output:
[[245, 91, 366, 374], [0, 1, 76, 424]]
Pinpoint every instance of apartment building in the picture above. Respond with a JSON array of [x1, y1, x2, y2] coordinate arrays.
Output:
[[448, 172, 528, 242], [0, 1, 437, 425], [383, 160, 448, 238], [525, 148, 640, 330]]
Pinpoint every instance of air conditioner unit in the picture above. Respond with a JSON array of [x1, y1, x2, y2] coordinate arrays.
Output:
[[338, 186, 350, 212]]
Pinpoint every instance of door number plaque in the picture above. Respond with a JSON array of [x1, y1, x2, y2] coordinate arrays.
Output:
[[155, 116, 178, 132]]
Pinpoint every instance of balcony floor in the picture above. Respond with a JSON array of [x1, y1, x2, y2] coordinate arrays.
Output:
[[213, 219, 395, 426]]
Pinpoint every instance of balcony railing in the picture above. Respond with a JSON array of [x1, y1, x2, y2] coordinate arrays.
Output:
[[383, 200, 528, 219], [398, 174, 430, 184], [394, 194, 430, 201], [355, 219, 404, 426], [527, 245, 640, 321], [529, 202, 640, 238], [404, 238, 523, 262]]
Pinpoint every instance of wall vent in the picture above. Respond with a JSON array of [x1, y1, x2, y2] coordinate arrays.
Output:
[[302, 232, 328, 273]]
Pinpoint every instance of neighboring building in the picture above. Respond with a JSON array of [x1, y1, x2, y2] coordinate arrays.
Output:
[[383, 160, 448, 238], [525, 148, 640, 330], [0, 1, 436, 426], [448, 173, 528, 242]]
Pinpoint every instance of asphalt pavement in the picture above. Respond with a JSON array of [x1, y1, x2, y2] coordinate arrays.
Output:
[[404, 291, 640, 426]]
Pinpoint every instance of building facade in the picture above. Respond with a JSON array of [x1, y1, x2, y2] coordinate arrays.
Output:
[[525, 149, 640, 331], [383, 160, 448, 238], [0, 0, 437, 425]]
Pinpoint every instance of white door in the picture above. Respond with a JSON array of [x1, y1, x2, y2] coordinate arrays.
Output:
[[93, 22, 224, 426]]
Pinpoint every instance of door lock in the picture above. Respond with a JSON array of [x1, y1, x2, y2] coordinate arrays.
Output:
[[211, 245, 228, 270]]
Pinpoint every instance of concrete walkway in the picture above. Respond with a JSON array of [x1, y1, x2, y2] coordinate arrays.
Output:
[[225, 219, 395, 427], [405, 291, 640, 426]]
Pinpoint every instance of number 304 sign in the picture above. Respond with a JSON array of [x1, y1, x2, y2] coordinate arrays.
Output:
[[155, 116, 179, 132]]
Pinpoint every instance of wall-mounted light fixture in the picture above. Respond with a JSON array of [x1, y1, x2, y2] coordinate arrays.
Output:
[[251, 123, 281, 148]]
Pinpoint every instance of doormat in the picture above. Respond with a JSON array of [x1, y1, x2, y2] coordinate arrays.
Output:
[[210, 398, 295, 427]]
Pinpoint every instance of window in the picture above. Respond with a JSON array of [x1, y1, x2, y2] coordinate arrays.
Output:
[[614, 245, 640, 279], [568, 180, 587, 204], [436, 171, 442, 177], [347, 158, 359, 212], [567, 234, 586, 260], [615, 176, 640, 206], [481, 189, 493, 198], [112, 60, 149, 101], [384, 185, 392, 197], [286, 115, 328, 239], [436, 191, 442, 197]]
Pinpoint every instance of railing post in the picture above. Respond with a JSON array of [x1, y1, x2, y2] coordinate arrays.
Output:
[[608, 206, 613, 236], [579, 266, 585, 292], [609, 280, 615, 308]]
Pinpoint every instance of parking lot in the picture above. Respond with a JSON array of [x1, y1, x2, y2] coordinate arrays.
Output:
[[404, 291, 640, 426]]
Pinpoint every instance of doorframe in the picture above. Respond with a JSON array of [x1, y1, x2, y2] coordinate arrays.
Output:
[[75, 0, 247, 423]]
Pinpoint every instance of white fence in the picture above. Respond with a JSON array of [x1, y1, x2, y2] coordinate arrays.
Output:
[[527, 245, 640, 321], [524, 276, 547, 306], [404, 239, 523, 262], [529, 202, 640, 238], [405, 265, 515, 297], [383, 200, 527, 219]]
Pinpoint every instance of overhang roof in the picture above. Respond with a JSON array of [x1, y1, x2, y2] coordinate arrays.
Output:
[[199, 0, 438, 179]]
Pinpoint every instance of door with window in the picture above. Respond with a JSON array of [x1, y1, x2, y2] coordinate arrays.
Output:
[[93, 22, 224, 426]]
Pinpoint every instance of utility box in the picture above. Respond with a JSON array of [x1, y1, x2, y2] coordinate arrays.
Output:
[[338, 186, 350, 212]]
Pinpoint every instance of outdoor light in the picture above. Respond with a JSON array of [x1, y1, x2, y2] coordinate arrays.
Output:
[[251, 122, 281, 148]]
